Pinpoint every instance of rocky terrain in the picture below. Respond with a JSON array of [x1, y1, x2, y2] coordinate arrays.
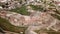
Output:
[[0, 0, 60, 34]]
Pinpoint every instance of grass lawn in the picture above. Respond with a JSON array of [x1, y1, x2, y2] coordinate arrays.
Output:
[[10, 6, 30, 15], [0, 17, 28, 34]]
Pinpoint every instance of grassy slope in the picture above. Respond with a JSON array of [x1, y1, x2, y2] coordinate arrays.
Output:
[[10, 6, 30, 15], [0, 17, 28, 33]]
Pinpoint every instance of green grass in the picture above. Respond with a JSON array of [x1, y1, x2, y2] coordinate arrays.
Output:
[[10, 6, 30, 15], [0, 17, 28, 34], [30, 5, 43, 11]]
